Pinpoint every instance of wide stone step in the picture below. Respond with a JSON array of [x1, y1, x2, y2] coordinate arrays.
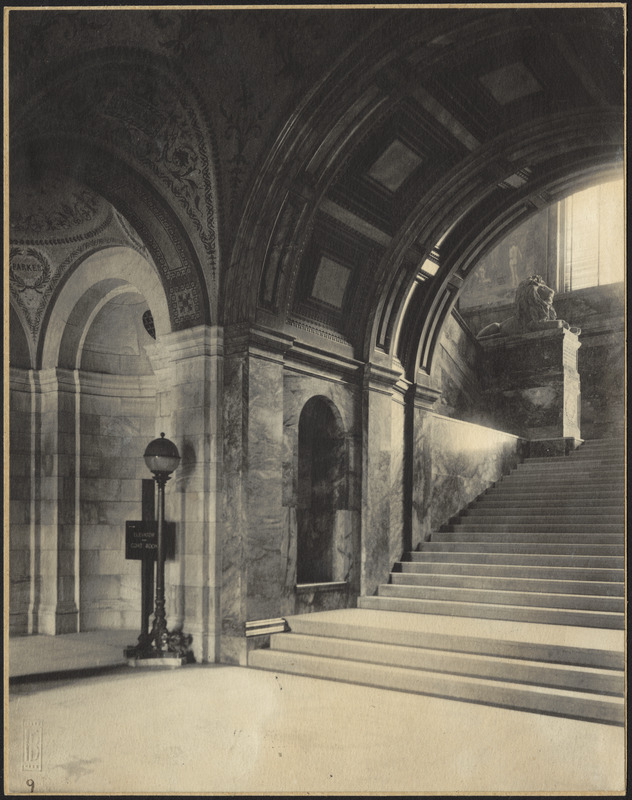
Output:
[[525, 456, 624, 465], [358, 594, 625, 629], [248, 648, 623, 725], [408, 551, 624, 568], [378, 583, 623, 613], [464, 503, 624, 514], [517, 464, 624, 474], [480, 491, 624, 503], [486, 485, 623, 495], [268, 633, 624, 696], [516, 460, 623, 471], [460, 511, 625, 522], [497, 476, 624, 487], [398, 561, 624, 583], [445, 521, 623, 532], [444, 523, 623, 534], [284, 610, 624, 669], [420, 541, 623, 555], [432, 532, 623, 544], [285, 610, 624, 668], [390, 571, 625, 596]]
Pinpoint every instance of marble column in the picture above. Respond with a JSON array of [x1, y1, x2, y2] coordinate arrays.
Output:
[[221, 326, 294, 664], [35, 368, 80, 634], [361, 363, 407, 597], [479, 328, 581, 448], [155, 326, 223, 664]]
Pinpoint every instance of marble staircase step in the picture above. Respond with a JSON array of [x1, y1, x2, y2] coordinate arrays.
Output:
[[268, 633, 624, 696], [420, 541, 623, 555], [525, 455, 624, 464], [282, 610, 624, 668], [398, 561, 624, 583], [432, 532, 622, 544], [358, 594, 625, 629], [450, 520, 625, 534], [480, 489, 623, 502], [463, 503, 624, 514], [248, 648, 624, 725], [407, 551, 624, 568], [377, 583, 623, 613], [390, 571, 624, 596], [515, 465, 623, 476], [444, 524, 623, 535], [497, 475, 624, 486]]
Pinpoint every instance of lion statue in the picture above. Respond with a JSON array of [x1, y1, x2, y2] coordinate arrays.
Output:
[[477, 275, 580, 339]]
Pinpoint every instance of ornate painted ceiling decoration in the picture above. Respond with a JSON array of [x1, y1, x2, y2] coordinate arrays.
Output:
[[219, 72, 271, 216], [9, 172, 159, 340], [19, 57, 218, 284], [10, 175, 110, 244]]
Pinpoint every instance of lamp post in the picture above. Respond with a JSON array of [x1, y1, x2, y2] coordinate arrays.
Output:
[[131, 433, 192, 661]]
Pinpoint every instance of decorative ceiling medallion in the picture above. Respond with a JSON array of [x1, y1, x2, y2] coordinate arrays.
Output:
[[9, 246, 52, 295], [478, 61, 542, 106], [311, 256, 351, 309], [367, 139, 423, 192]]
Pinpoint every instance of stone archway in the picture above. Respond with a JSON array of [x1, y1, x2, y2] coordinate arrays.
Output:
[[26, 247, 170, 635]]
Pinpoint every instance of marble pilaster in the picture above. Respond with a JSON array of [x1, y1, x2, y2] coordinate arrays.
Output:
[[221, 326, 293, 664], [34, 368, 80, 634], [158, 326, 223, 663], [410, 382, 442, 547], [361, 363, 406, 596], [9, 368, 35, 634]]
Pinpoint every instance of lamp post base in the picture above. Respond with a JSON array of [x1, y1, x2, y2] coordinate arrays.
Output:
[[125, 651, 188, 668], [124, 628, 194, 664]]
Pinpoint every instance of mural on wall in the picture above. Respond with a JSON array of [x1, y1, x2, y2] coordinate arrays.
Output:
[[460, 208, 552, 310]]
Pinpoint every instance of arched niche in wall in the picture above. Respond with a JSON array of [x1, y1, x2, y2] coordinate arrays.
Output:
[[296, 396, 348, 585], [37, 245, 171, 632]]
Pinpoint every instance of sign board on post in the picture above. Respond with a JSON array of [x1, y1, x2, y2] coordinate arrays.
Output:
[[125, 521, 176, 560]]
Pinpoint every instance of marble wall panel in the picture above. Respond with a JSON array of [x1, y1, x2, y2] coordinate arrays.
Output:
[[414, 412, 523, 534], [244, 356, 285, 622], [78, 377, 156, 633]]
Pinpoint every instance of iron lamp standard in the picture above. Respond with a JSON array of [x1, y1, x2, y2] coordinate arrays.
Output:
[[132, 433, 192, 661]]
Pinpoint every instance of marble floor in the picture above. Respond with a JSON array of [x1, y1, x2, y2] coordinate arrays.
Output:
[[7, 646, 625, 795]]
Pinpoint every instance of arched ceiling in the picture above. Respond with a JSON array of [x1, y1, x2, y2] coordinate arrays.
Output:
[[9, 7, 624, 378], [226, 7, 624, 375]]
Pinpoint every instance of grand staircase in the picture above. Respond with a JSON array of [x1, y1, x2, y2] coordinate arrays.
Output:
[[249, 438, 625, 725]]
